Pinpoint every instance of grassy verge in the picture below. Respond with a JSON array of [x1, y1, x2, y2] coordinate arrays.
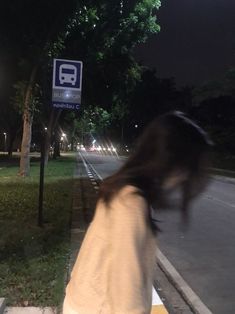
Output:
[[0, 153, 75, 308]]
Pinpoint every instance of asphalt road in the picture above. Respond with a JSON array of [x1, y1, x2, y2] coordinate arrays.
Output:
[[81, 151, 235, 314]]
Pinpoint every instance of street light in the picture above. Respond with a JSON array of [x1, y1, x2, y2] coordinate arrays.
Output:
[[3, 132, 7, 152], [61, 133, 67, 151]]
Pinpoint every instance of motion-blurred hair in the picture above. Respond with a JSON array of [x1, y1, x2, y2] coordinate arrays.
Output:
[[99, 111, 213, 232]]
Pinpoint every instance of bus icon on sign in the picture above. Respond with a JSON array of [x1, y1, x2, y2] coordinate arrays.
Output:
[[59, 64, 77, 86]]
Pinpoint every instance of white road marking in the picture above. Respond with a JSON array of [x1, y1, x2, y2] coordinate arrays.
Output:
[[204, 194, 235, 208], [152, 287, 163, 305]]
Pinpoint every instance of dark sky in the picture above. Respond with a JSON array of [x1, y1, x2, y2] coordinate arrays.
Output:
[[134, 0, 235, 87]]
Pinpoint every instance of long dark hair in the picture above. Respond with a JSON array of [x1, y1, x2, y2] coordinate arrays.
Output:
[[99, 111, 213, 231]]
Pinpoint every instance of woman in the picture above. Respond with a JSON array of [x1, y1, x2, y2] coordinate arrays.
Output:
[[63, 111, 212, 314]]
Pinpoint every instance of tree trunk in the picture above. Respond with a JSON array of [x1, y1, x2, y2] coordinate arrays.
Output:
[[45, 109, 62, 164], [53, 128, 61, 159], [8, 134, 15, 158], [71, 119, 75, 151], [121, 120, 124, 143], [19, 110, 33, 176], [44, 109, 55, 165], [44, 131, 51, 166], [71, 136, 75, 151], [19, 66, 37, 176]]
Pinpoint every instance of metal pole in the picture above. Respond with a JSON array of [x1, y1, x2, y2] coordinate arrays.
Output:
[[38, 130, 46, 227]]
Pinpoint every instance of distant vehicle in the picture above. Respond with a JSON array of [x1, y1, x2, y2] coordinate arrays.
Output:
[[59, 64, 77, 86]]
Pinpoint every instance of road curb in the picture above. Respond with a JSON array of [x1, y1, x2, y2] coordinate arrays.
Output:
[[210, 167, 235, 185], [212, 174, 235, 185], [67, 155, 87, 278], [0, 298, 6, 314], [210, 167, 235, 176], [157, 250, 213, 314], [3, 307, 55, 313]]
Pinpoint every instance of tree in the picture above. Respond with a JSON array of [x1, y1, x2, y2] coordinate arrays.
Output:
[[0, 0, 79, 175], [0, 78, 22, 156], [127, 69, 177, 129], [63, 0, 161, 110], [0, 0, 161, 173], [193, 68, 235, 103], [62, 1, 161, 143], [192, 68, 235, 154], [72, 106, 111, 145]]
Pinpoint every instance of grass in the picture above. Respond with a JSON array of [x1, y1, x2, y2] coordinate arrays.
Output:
[[0, 153, 75, 308]]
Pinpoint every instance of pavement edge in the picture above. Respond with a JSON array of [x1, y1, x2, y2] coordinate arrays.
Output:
[[157, 250, 213, 314]]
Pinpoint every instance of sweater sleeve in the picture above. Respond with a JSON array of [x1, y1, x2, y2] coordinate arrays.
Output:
[[107, 188, 154, 314]]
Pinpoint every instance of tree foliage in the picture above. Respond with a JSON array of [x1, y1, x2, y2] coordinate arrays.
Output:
[[192, 68, 235, 154], [193, 68, 235, 103], [53, 0, 162, 146], [75, 106, 111, 136], [0, 0, 162, 170], [64, 0, 161, 109]]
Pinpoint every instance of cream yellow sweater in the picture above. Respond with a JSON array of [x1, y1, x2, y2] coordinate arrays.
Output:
[[63, 185, 157, 314]]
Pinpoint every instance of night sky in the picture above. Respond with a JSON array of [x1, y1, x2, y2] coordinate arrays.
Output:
[[134, 0, 235, 87]]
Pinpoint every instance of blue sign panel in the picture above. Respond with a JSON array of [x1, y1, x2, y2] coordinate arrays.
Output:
[[52, 59, 83, 110]]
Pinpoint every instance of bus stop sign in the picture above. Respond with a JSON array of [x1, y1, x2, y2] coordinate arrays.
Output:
[[52, 58, 83, 110]]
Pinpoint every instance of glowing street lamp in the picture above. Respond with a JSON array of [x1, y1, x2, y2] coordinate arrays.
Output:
[[61, 133, 67, 151]]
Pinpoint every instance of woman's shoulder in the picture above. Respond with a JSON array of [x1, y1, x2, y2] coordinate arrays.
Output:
[[119, 184, 140, 194], [107, 185, 150, 231], [117, 184, 142, 197], [114, 185, 148, 210]]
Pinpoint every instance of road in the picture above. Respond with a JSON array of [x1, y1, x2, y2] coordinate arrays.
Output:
[[80, 151, 235, 314]]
